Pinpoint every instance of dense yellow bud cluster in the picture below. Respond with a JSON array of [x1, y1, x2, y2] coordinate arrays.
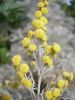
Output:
[[45, 71, 74, 100], [12, 55, 32, 89], [11, 0, 74, 99]]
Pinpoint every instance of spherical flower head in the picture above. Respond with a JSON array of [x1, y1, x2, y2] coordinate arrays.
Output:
[[52, 43, 61, 53], [27, 30, 34, 38], [37, 2, 45, 8], [42, 55, 53, 66], [63, 71, 70, 78], [34, 29, 45, 38], [22, 37, 30, 47], [2, 94, 11, 100], [57, 79, 65, 88], [17, 71, 24, 80], [41, 7, 48, 15], [69, 72, 74, 81], [45, 90, 53, 99], [32, 19, 44, 29], [30, 61, 37, 67], [44, 0, 49, 6], [40, 16, 48, 25], [34, 29, 47, 41], [20, 63, 29, 74], [12, 55, 21, 66], [28, 44, 37, 52], [44, 45, 52, 54], [34, 10, 43, 18], [53, 88, 61, 98], [21, 79, 32, 89]]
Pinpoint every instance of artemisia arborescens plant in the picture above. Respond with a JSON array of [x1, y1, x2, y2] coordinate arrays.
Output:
[[11, 0, 74, 100]]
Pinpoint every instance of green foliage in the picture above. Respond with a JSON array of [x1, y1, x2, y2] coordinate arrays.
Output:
[[0, 30, 10, 64], [57, 0, 75, 19], [0, 0, 28, 27], [0, 48, 9, 64]]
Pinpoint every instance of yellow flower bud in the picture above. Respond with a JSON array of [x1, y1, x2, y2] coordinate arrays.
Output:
[[40, 16, 48, 25], [37, 2, 44, 8], [53, 88, 61, 97], [34, 11, 43, 18], [28, 44, 37, 52], [45, 90, 53, 99], [17, 71, 24, 80], [21, 79, 32, 89], [57, 79, 65, 88], [41, 7, 48, 15], [42, 55, 53, 66], [27, 30, 34, 38], [20, 63, 29, 74], [32, 19, 44, 29], [52, 43, 61, 53], [22, 37, 30, 47], [12, 55, 21, 66]]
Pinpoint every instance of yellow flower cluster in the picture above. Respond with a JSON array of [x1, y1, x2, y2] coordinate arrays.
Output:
[[42, 55, 53, 66], [21, 78, 32, 89], [12, 55, 32, 89], [44, 43, 61, 57], [45, 70, 74, 100], [63, 71, 74, 81], [45, 88, 61, 100]]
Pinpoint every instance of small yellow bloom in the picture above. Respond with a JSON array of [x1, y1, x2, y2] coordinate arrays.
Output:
[[63, 71, 70, 78], [12, 55, 21, 66], [34, 29, 47, 41], [45, 90, 53, 99], [44, 45, 52, 54], [57, 79, 65, 88], [44, 0, 49, 6], [53, 88, 61, 97], [2, 94, 11, 100], [32, 19, 44, 29], [34, 11, 43, 18], [41, 7, 48, 15], [30, 61, 37, 67], [28, 44, 37, 52], [40, 16, 48, 25], [20, 63, 29, 74], [21, 79, 32, 89], [27, 30, 34, 38], [22, 37, 30, 47], [42, 55, 53, 66], [37, 2, 44, 8], [17, 71, 24, 80], [52, 43, 61, 53]]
